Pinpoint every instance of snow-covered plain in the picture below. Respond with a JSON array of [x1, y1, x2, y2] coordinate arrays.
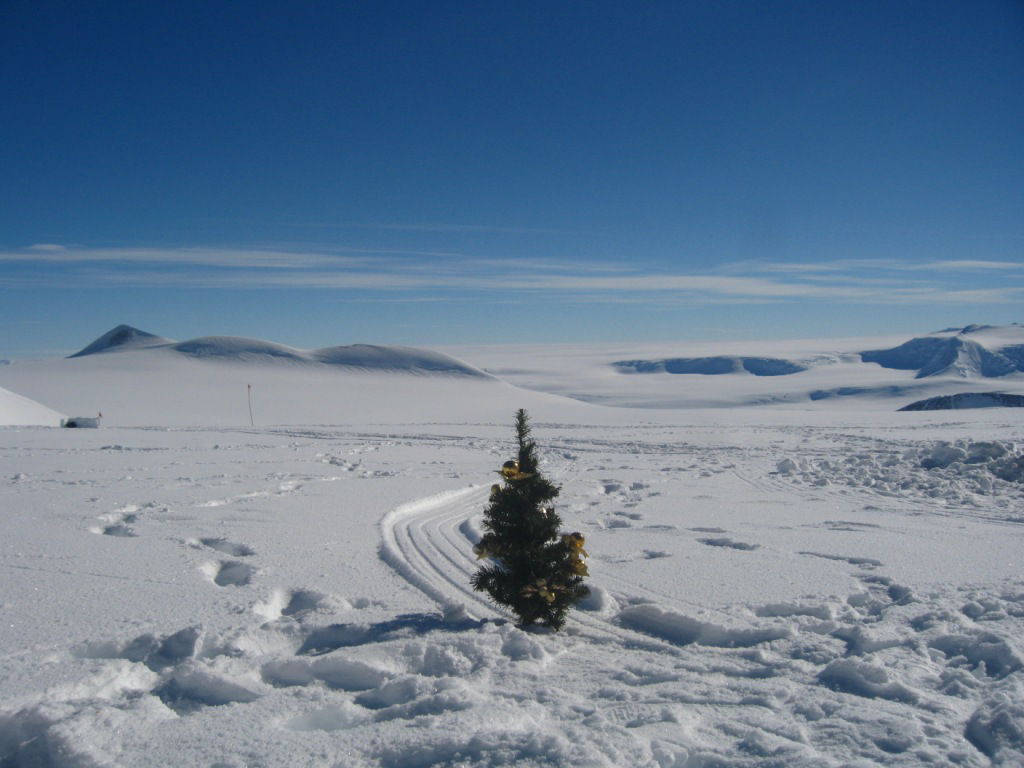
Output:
[[1, 326, 1023, 767]]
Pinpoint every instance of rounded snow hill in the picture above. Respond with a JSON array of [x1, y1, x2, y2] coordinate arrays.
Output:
[[173, 336, 492, 377], [0, 325, 602, 427], [0, 385, 63, 426], [69, 326, 492, 378]]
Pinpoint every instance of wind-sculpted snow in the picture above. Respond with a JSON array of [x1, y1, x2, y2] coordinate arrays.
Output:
[[0, 385, 63, 426], [2, 416, 1023, 765]]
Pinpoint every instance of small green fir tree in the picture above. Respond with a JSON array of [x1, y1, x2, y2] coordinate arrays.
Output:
[[471, 409, 590, 630]]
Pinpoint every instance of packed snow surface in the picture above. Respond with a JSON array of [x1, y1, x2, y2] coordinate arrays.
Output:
[[1, 326, 1023, 766]]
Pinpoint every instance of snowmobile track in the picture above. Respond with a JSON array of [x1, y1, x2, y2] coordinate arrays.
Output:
[[377, 461, 729, 656]]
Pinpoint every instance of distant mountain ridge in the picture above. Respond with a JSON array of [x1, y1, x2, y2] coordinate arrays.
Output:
[[861, 325, 1024, 379], [611, 324, 1024, 382], [69, 325, 492, 378], [4, 322, 1020, 423]]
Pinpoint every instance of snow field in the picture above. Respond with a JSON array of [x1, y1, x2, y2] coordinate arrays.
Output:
[[2, 414, 1022, 766]]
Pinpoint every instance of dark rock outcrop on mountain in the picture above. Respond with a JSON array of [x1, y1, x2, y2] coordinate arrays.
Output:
[[898, 392, 1024, 411]]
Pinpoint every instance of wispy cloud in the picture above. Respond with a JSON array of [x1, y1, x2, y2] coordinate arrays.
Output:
[[924, 260, 1023, 271], [734, 257, 1024, 274], [3, 246, 1022, 306]]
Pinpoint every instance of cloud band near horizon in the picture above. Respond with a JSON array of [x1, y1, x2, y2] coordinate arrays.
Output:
[[3, 244, 1022, 306]]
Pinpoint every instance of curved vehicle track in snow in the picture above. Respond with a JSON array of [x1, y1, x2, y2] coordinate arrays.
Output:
[[377, 458, 766, 657], [379, 452, 583, 628], [379, 484, 495, 617]]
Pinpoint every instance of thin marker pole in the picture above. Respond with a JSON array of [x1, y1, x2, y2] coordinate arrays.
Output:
[[247, 383, 254, 427]]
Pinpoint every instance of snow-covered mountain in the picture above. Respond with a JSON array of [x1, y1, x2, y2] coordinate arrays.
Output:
[[861, 324, 1024, 379], [69, 324, 492, 377], [610, 324, 1024, 382]]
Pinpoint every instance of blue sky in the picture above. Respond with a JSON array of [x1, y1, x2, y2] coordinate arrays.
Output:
[[2, 1, 1022, 358]]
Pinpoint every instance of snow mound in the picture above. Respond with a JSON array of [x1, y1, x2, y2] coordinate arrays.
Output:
[[775, 438, 1024, 510], [966, 675, 1024, 761], [617, 604, 792, 647], [312, 344, 490, 376], [0, 385, 63, 426], [899, 392, 1024, 411]]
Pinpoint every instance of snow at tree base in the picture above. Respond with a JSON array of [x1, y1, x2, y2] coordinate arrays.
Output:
[[0, 324, 1023, 766]]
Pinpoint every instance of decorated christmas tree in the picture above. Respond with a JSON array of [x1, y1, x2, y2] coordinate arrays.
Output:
[[471, 409, 590, 630]]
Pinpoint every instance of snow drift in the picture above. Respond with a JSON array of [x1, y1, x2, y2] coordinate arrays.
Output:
[[0, 385, 63, 426]]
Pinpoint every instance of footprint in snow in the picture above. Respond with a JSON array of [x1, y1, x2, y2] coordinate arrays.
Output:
[[154, 664, 263, 715], [799, 551, 883, 569], [89, 505, 141, 537], [92, 517, 138, 537], [698, 537, 760, 551], [74, 625, 204, 671], [263, 656, 390, 692], [204, 560, 256, 587], [193, 537, 256, 557], [598, 550, 673, 564], [821, 520, 883, 532], [644, 550, 671, 559], [255, 587, 332, 622]]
